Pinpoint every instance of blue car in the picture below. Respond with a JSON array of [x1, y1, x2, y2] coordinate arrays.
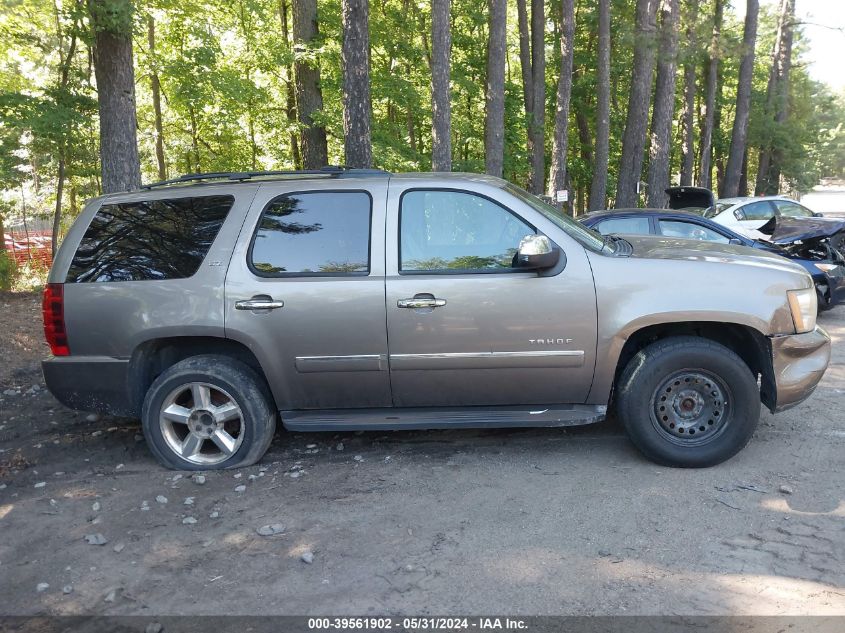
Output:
[[581, 208, 845, 311]]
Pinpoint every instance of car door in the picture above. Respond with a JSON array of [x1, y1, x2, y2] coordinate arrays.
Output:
[[732, 200, 776, 238], [224, 181, 392, 410], [384, 181, 598, 408]]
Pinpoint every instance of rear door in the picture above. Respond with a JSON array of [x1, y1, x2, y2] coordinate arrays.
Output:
[[384, 181, 598, 408], [224, 180, 392, 410]]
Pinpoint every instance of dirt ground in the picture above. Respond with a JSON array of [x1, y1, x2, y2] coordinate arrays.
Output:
[[0, 290, 843, 616]]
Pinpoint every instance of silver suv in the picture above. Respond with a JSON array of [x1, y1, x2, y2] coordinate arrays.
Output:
[[42, 168, 831, 469]]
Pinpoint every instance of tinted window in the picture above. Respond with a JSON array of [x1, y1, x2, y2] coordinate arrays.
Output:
[[67, 195, 234, 283], [250, 191, 371, 275], [400, 190, 534, 272], [594, 216, 651, 236], [773, 200, 814, 218], [659, 220, 730, 243], [739, 201, 775, 221]]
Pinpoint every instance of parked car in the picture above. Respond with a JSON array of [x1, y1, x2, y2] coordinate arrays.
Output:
[[666, 187, 845, 252], [42, 168, 831, 470], [581, 208, 845, 311]]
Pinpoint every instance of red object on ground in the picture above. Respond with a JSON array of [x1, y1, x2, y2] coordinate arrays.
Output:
[[3, 230, 53, 268]]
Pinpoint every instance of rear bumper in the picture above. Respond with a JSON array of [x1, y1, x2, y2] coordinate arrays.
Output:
[[769, 327, 831, 412], [42, 356, 134, 416]]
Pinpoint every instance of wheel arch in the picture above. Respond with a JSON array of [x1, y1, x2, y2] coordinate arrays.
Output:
[[606, 321, 775, 412], [127, 336, 274, 417]]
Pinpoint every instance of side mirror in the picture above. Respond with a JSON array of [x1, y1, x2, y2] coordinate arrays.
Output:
[[813, 212, 824, 218], [728, 238, 744, 246], [733, 209, 745, 220], [516, 234, 560, 270]]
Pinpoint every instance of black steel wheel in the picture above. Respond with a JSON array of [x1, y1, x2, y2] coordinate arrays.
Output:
[[616, 336, 760, 467]]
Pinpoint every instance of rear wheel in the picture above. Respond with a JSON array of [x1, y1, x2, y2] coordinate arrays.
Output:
[[616, 336, 760, 467], [141, 355, 276, 470]]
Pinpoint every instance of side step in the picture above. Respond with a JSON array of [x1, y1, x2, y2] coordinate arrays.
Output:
[[281, 404, 607, 432]]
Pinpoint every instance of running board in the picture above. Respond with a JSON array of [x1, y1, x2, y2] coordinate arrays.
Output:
[[281, 404, 607, 432]]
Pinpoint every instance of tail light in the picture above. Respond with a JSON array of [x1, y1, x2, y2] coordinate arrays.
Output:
[[42, 283, 70, 356]]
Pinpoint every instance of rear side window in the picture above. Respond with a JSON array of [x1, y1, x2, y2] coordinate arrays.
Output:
[[594, 216, 651, 236], [658, 220, 730, 243], [249, 191, 371, 276], [67, 195, 234, 283]]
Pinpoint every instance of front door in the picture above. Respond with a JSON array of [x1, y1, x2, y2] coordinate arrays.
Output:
[[384, 184, 597, 407], [225, 182, 392, 410]]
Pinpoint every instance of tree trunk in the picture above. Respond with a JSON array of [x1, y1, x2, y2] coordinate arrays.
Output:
[[147, 15, 166, 181], [589, 0, 610, 211], [52, 0, 78, 255], [645, 0, 680, 208], [755, 0, 794, 195], [679, 0, 698, 186], [615, 0, 658, 208], [89, 0, 142, 193], [721, 0, 757, 197], [430, 0, 452, 171], [280, 0, 302, 168], [697, 0, 722, 190], [293, 0, 329, 168], [517, 0, 532, 116], [484, 0, 507, 177], [341, 0, 372, 168], [548, 0, 574, 200], [528, 0, 546, 193], [52, 154, 65, 256], [738, 148, 749, 196]]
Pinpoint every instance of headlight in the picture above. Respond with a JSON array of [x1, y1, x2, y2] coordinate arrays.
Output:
[[787, 288, 817, 333], [815, 263, 840, 273]]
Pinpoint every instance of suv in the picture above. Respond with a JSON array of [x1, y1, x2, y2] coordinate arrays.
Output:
[[42, 169, 831, 470]]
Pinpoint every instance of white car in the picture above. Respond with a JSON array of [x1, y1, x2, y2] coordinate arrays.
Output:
[[703, 196, 823, 238]]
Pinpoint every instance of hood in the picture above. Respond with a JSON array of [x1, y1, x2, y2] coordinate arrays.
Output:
[[619, 234, 807, 275], [757, 216, 845, 243], [665, 186, 715, 211]]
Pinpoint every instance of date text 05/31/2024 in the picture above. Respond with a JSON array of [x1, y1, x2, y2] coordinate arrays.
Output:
[[307, 617, 528, 630]]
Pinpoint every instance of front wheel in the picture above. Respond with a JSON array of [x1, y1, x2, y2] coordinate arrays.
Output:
[[616, 336, 760, 468], [141, 355, 276, 470]]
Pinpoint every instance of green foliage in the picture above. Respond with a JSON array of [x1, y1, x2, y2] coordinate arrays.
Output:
[[0, 249, 15, 290], [0, 0, 842, 236]]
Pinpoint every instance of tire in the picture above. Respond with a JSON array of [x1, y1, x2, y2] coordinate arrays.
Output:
[[616, 336, 760, 468], [141, 355, 276, 470]]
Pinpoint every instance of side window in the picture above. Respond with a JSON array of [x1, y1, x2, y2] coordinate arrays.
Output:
[[67, 195, 234, 283], [400, 190, 534, 272], [250, 191, 371, 275], [658, 220, 730, 243], [593, 216, 651, 236], [740, 201, 775, 221], [773, 200, 814, 218]]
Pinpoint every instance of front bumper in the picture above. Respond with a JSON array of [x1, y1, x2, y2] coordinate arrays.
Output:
[[769, 326, 831, 412], [42, 356, 134, 416]]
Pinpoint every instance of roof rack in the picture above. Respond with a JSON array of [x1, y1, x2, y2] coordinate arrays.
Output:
[[140, 166, 391, 190]]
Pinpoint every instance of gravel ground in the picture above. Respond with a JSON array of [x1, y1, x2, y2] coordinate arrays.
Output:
[[0, 290, 843, 616]]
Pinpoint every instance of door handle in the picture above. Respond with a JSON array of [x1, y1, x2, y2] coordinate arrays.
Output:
[[235, 298, 285, 311], [397, 297, 447, 309]]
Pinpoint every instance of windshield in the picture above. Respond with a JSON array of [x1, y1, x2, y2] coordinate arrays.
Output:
[[703, 202, 733, 218], [505, 184, 607, 252]]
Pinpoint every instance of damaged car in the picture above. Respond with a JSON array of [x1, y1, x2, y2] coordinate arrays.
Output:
[[687, 192, 845, 254], [581, 208, 845, 311]]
